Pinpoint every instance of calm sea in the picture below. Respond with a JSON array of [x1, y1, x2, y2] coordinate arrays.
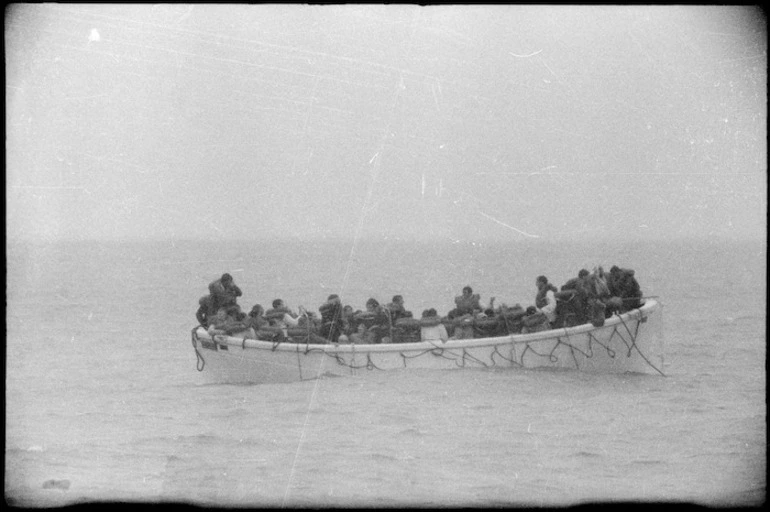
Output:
[[5, 237, 766, 507]]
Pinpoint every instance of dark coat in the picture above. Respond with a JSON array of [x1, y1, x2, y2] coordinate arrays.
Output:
[[208, 278, 242, 310], [319, 300, 344, 342], [196, 295, 214, 327], [609, 269, 643, 311]]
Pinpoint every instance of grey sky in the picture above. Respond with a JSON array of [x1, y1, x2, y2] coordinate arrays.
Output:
[[5, 4, 767, 242]]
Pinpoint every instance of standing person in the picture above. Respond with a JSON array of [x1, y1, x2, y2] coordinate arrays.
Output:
[[208, 273, 242, 311], [535, 275, 558, 327], [420, 308, 448, 343], [319, 294, 344, 343]]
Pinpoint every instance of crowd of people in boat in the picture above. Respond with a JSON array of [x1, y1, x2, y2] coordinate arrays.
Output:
[[195, 265, 643, 345]]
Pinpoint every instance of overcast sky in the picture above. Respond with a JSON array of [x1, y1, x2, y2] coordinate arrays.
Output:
[[6, 4, 767, 242]]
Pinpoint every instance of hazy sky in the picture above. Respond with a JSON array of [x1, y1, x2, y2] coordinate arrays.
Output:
[[6, 4, 767, 242]]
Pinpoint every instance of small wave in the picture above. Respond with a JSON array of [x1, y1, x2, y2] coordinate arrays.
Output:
[[396, 427, 427, 438], [6, 446, 44, 456], [42, 479, 70, 490], [631, 459, 664, 465], [723, 314, 760, 324], [379, 413, 413, 424], [224, 408, 250, 417], [369, 453, 400, 462], [570, 450, 602, 458]]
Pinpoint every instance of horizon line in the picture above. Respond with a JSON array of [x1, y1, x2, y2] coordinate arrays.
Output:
[[7, 232, 767, 245]]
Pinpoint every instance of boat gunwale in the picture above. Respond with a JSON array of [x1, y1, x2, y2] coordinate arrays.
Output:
[[195, 300, 659, 354]]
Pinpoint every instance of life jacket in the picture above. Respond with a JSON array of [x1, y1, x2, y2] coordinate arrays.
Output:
[[265, 307, 293, 326], [419, 316, 443, 327], [522, 311, 549, 329], [246, 315, 269, 330], [454, 294, 481, 315], [498, 304, 525, 316], [386, 303, 411, 322], [319, 301, 343, 324], [394, 317, 421, 330], [208, 279, 242, 308], [208, 310, 249, 335]]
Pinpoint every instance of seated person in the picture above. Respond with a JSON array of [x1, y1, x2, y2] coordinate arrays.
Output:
[[448, 286, 482, 319], [347, 322, 367, 345], [497, 303, 526, 333], [583, 267, 612, 323], [385, 295, 413, 323], [534, 275, 558, 327], [243, 304, 279, 341], [561, 269, 590, 291], [521, 305, 551, 334], [483, 296, 497, 317], [420, 308, 448, 343], [337, 305, 357, 343], [607, 265, 643, 313], [557, 270, 591, 327], [587, 266, 612, 301], [355, 298, 391, 344], [318, 294, 344, 343], [265, 299, 305, 329], [207, 306, 254, 337], [196, 295, 214, 327], [245, 304, 268, 329], [450, 313, 476, 340]]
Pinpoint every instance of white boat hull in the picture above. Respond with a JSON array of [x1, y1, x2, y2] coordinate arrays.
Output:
[[190, 300, 664, 384]]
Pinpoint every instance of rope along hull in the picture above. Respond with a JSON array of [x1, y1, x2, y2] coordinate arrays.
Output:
[[190, 300, 664, 384]]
